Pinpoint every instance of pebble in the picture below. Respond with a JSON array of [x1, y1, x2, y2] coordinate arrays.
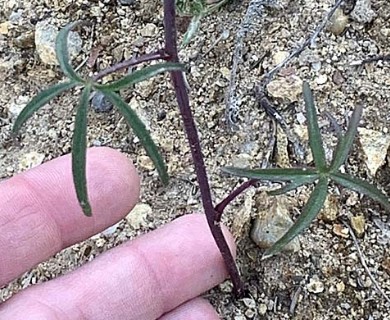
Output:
[[0, 22, 10, 35], [140, 23, 158, 37], [271, 51, 289, 65], [8, 95, 30, 117], [327, 8, 349, 36], [351, 0, 376, 24], [316, 74, 328, 85], [333, 224, 349, 238], [350, 215, 365, 237], [358, 128, 390, 176], [251, 196, 301, 253], [91, 92, 113, 113], [34, 20, 82, 65], [258, 303, 267, 315], [320, 195, 338, 222], [336, 281, 345, 292], [267, 75, 303, 103], [126, 203, 152, 229], [307, 278, 325, 293]]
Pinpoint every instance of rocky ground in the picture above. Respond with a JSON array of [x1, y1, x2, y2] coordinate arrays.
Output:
[[1, 0, 390, 318]]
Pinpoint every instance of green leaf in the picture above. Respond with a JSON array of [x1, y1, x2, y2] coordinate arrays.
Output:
[[13, 81, 78, 134], [330, 105, 363, 171], [268, 175, 319, 196], [221, 167, 318, 182], [181, 15, 203, 47], [95, 63, 185, 91], [330, 172, 390, 211], [100, 90, 169, 185], [72, 84, 92, 216], [303, 82, 327, 171], [262, 177, 329, 259], [56, 21, 84, 83]]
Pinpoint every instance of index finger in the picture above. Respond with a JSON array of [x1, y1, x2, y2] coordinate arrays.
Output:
[[0, 147, 140, 286]]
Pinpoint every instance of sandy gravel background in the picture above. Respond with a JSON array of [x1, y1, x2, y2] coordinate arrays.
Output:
[[1, 0, 390, 318]]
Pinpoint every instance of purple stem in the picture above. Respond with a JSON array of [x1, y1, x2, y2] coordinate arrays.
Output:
[[162, 0, 244, 297], [92, 50, 169, 81], [215, 179, 257, 222]]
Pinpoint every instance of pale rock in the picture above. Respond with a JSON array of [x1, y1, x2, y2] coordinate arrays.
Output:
[[320, 195, 338, 222], [333, 224, 349, 238], [327, 8, 349, 36], [230, 153, 251, 168], [101, 222, 121, 236], [258, 303, 267, 315], [35, 21, 82, 65], [220, 66, 230, 80], [0, 22, 10, 35], [358, 127, 390, 176], [271, 51, 289, 65], [316, 74, 328, 85], [251, 194, 300, 252], [267, 75, 303, 103], [350, 215, 365, 237], [140, 23, 157, 37], [307, 277, 325, 293], [18, 151, 45, 171], [351, 0, 376, 24], [137, 155, 154, 170], [336, 281, 345, 292], [8, 95, 30, 117], [126, 203, 152, 229]]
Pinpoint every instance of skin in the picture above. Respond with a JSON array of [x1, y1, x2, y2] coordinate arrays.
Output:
[[0, 147, 236, 319]]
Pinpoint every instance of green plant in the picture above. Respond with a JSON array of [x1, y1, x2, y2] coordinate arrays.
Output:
[[222, 82, 390, 259], [176, 0, 229, 46], [12, 21, 184, 216]]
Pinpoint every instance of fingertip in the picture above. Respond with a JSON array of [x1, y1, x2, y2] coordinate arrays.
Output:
[[159, 298, 220, 320]]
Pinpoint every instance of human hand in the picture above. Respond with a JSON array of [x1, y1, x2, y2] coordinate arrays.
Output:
[[0, 147, 235, 319]]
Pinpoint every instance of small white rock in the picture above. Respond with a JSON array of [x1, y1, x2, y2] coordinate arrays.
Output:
[[358, 127, 390, 176], [307, 278, 325, 293], [316, 74, 328, 85], [140, 23, 158, 37], [35, 20, 82, 65], [267, 75, 303, 103], [251, 195, 301, 253], [126, 203, 152, 229]]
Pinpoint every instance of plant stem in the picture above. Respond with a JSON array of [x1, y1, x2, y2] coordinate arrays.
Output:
[[163, 0, 244, 297], [215, 179, 257, 222], [92, 50, 169, 81]]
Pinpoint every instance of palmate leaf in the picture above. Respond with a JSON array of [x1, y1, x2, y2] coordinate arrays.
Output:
[[303, 82, 327, 171], [100, 90, 169, 185], [268, 175, 319, 196], [72, 84, 92, 216], [95, 63, 184, 91], [330, 105, 363, 171], [13, 81, 78, 134], [262, 177, 329, 259], [55, 21, 85, 83], [330, 172, 390, 211], [221, 167, 318, 182]]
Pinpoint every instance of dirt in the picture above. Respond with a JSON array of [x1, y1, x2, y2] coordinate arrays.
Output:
[[1, 0, 390, 319]]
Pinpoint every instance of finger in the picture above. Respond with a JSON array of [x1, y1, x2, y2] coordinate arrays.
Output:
[[0, 214, 236, 320], [159, 298, 220, 320], [0, 147, 140, 286]]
